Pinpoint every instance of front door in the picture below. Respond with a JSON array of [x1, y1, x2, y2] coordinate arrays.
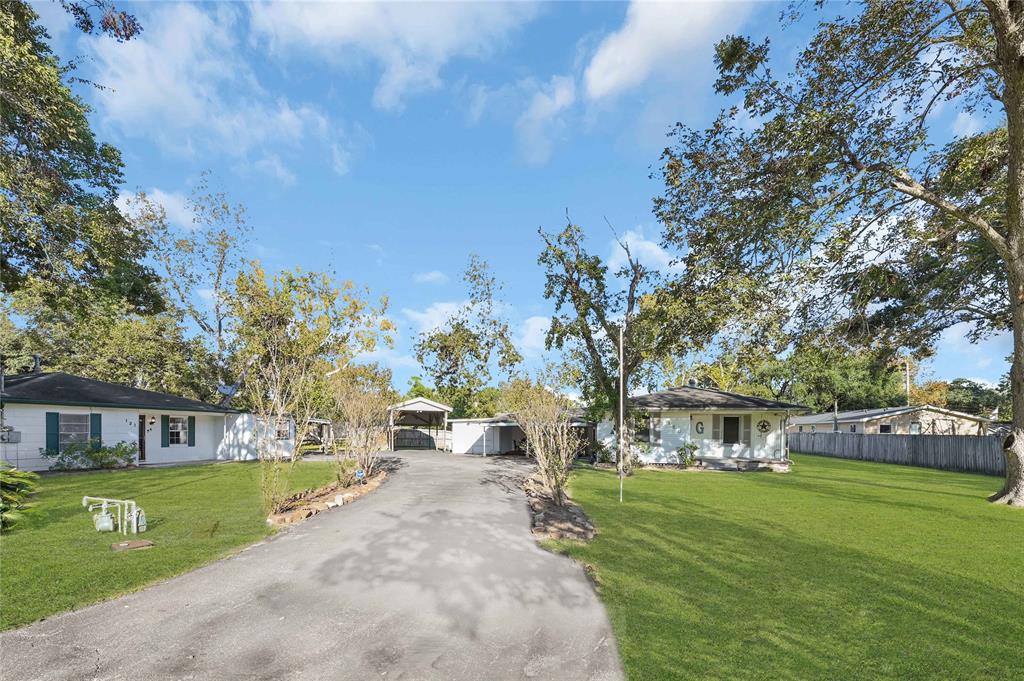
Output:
[[137, 415, 147, 462]]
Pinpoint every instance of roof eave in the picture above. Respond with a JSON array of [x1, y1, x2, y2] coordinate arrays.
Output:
[[1, 397, 238, 414]]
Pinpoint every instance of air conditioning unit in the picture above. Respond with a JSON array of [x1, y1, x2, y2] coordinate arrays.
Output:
[[0, 431, 21, 444]]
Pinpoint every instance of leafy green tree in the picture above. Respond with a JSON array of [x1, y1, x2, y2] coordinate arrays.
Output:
[[123, 175, 250, 387], [1, 1, 158, 313], [685, 332, 908, 412], [1, 291, 215, 400], [538, 220, 717, 442], [227, 261, 392, 512], [656, 0, 1024, 505], [910, 380, 951, 409], [414, 255, 521, 418], [947, 378, 1011, 417], [404, 375, 441, 402]]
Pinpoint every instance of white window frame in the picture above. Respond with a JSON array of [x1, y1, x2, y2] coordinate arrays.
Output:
[[909, 421, 922, 435], [169, 416, 188, 445], [879, 424, 893, 434], [850, 424, 857, 433], [59, 413, 90, 452], [275, 418, 291, 441]]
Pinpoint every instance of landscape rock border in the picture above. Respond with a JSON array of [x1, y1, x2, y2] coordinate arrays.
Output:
[[523, 473, 595, 542], [267, 471, 387, 527]]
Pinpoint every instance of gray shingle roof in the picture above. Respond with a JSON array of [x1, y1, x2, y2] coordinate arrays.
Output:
[[1, 372, 235, 414], [629, 386, 807, 411], [790, 405, 989, 425]]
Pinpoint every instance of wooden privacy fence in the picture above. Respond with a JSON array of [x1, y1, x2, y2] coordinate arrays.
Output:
[[788, 432, 1006, 476]]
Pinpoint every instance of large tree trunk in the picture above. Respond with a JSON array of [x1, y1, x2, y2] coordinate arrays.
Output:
[[987, 0, 1024, 506], [991, 266, 1024, 506]]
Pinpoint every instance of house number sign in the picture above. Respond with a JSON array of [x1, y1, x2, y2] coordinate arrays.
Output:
[[757, 420, 771, 434], [694, 421, 704, 434]]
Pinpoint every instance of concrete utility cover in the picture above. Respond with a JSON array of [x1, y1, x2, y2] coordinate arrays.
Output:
[[1, 451, 623, 681], [110, 539, 154, 552]]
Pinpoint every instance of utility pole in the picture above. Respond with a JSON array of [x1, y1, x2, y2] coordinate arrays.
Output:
[[904, 359, 911, 407], [618, 323, 625, 503]]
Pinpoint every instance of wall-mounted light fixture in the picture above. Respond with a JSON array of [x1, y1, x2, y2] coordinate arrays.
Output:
[[148, 416, 156, 426]]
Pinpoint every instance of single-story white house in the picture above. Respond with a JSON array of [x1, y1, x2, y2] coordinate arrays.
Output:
[[0, 371, 294, 472], [598, 383, 808, 466], [450, 412, 595, 456]]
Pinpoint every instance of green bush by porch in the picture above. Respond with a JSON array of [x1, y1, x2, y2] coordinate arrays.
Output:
[[556, 454, 1024, 680]]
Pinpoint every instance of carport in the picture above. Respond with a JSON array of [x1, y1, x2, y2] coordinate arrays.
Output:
[[388, 397, 452, 450]]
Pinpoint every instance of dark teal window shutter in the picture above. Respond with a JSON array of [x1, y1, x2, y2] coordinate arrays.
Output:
[[161, 415, 170, 448], [187, 416, 196, 447], [45, 412, 59, 452], [90, 413, 102, 450]]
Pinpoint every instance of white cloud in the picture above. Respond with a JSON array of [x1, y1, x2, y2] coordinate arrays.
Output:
[[515, 75, 576, 164], [935, 323, 1012, 377], [401, 301, 468, 335], [32, 0, 74, 41], [331, 143, 353, 176], [252, 155, 297, 185], [86, 3, 348, 172], [584, 1, 750, 101], [518, 316, 551, 356], [355, 346, 420, 371], [952, 111, 983, 137], [608, 227, 683, 273], [414, 271, 449, 285], [249, 2, 539, 110], [366, 243, 385, 266], [116, 188, 193, 229]]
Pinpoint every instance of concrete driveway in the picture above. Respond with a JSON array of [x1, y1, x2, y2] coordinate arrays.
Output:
[[1, 452, 623, 681]]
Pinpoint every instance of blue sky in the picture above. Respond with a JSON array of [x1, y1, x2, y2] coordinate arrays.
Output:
[[34, 0, 1009, 391]]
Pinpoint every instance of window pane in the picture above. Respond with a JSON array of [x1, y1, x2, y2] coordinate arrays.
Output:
[[168, 417, 188, 444]]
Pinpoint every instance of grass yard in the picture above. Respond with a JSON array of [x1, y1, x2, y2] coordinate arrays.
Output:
[[0, 460, 337, 631], [556, 454, 1024, 681]]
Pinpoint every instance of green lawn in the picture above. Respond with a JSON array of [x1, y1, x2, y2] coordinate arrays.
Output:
[[0, 460, 337, 631], [556, 454, 1024, 681]]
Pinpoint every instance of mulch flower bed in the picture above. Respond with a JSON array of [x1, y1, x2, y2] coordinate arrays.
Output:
[[523, 473, 595, 542], [267, 470, 387, 527]]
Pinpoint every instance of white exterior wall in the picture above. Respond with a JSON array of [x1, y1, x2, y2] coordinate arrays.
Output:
[[598, 410, 790, 464], [1, 403, 290, 471], [216, 414, 294, 461], [137, 411, 223, 465], [0, 404, 140, 471], [451, 422, 502, 455]]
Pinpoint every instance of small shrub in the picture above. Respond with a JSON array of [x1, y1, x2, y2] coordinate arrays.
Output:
[[42, 441, 138, 470], [677, 442, 699, 467], [1, 463, 40, 532], [594, 444, 612, 464]]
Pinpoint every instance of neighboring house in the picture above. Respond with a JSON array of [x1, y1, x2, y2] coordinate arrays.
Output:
[[787, 405, 990, 436], [450, 412, 595, 456], [597, 384, 807, 465], [0, 371, 295, 472]]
